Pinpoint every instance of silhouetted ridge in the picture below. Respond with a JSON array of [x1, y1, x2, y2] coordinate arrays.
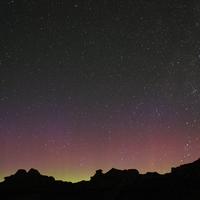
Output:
[[171, 158, 200, 178], [91, 168, 139, 181], [3, 168, 56, 190], [1, 158, 200, 200]]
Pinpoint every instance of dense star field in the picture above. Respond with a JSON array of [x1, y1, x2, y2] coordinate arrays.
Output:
[[1, 0, 200, 182]]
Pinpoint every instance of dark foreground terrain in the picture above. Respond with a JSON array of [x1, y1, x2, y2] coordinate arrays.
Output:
[[1, 159, 200, 200]]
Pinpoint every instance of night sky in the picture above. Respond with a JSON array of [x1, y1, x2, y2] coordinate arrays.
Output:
[[1, 0, 200, 182]]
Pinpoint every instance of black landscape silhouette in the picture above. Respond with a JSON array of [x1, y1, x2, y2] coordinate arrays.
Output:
[[1, 159, 200, 200]]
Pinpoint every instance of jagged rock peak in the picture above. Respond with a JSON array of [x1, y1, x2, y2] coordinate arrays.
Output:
[[28, 168, 41, 176], [15, 169, 27, 176]]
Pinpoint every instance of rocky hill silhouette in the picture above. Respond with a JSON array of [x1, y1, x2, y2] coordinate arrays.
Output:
[[1, 159, 200, 199]]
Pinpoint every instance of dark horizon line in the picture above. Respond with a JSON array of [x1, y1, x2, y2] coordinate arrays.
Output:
[[1, 157, 200, 184]]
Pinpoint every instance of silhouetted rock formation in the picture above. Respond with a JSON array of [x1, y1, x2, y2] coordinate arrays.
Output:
[[91, 168, 139, 188], [4, 168, 55, 186], [171, 158, 200, 178], [1, 159, 200, 199]]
